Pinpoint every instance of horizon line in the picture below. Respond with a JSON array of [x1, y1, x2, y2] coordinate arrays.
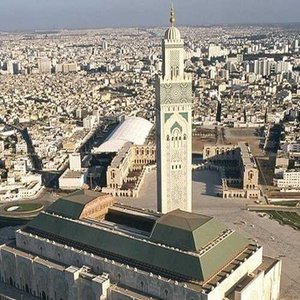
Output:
[[1, 21, 300, 34]]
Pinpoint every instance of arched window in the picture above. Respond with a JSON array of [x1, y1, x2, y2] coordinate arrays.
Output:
[[172, 128, 182, 148], [111, 171, 115, 179], [206, 148, 210, 156], [248, 171, 254, 180]]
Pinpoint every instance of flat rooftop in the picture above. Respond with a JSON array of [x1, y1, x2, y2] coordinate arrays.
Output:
[[238, 142, 257, 169], [62, 169, 86, 179], [60, 190, 106, 204]]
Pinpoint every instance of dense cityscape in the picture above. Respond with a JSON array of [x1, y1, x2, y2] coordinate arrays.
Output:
[[0, 4, 299, 300]]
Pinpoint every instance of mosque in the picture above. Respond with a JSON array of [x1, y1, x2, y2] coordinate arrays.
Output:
[[0, 7, 281, 300]]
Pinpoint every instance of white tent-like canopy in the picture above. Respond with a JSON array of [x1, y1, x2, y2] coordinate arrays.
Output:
[[93, 117, 153, 153]]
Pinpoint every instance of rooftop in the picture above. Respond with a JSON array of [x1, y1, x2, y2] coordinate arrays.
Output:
[[23, 193, 251, 283], [62, 169, 84, 179], [238, 142, 257, 169], [93, 117, 153, 153], [46, 190, 111, 219], [110, 141, 132, 168]]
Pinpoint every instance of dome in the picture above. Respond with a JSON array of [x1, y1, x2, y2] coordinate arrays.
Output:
[[164, 26, 181, 41]]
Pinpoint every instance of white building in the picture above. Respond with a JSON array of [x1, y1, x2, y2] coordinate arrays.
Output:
[[59, 153, 88, 190], [83, 115, 97, 129], [58, 169, 88, 190], [156, 7, 192, 213], [276, 169, 300, 189], [208, 44, 228, 59], [0, 173, 42, 202], [283, 141, 300, 153], [69, 153, 81, 171], [37, 57, 51, 74]]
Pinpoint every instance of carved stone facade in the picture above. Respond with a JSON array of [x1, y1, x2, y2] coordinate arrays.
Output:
[[203, 142, 260, 199], [104, 143, 156, 197], [156, 23, 193, 213]]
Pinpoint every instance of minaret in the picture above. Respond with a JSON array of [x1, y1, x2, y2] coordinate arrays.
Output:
[[156, 6, 193, 213]]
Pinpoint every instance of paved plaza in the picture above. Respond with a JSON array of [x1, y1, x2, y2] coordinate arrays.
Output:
[[117, 169, 300, 300]]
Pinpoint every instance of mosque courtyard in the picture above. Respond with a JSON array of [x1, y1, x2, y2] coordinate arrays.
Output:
[[117, 169, 300, 300]]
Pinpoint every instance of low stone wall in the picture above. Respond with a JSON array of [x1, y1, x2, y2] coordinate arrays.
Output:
[[247, 205, 300, 213]]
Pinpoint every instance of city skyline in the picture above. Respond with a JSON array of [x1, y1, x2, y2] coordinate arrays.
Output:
[[1, 0, 300, 31]]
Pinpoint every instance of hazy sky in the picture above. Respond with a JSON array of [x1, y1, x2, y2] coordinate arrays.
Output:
[[1, 0, 300, 31]]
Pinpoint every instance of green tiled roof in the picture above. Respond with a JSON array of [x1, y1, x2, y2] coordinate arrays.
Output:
[[150, 209, 227, 251], [46, 199, 85, 219], [26, 209, 249, 282], [46, 190, 103, 219], [26, 213, 204, 280]]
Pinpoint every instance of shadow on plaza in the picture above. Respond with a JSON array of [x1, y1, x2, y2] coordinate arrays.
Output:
[[192, 170, 222, 197]]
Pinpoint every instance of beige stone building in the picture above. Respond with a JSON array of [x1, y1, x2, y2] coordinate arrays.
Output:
[[203, 142, 260, 199], [103, 142, 156, 197]]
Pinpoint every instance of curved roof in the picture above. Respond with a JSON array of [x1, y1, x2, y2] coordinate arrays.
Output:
[[164, 26, 181, 41], [94, 117, 153, 153]]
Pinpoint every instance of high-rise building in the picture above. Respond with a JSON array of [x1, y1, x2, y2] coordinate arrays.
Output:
[[208, 44, 228, 59], [69, 153, 81, 171], [156, 6, 192, 213], [38, 57, 52, 74], [12, 61, 21, 74], [5, 60, 14, 74], [102, 40, 108, 50], [62, 63, 77, 73], [293, 39, 299, 52]]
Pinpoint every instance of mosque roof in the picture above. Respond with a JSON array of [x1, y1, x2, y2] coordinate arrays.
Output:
[[164, 4, 181, 41], [150, 209, 227, 251], [46, 190, 109, 219], [164, 26, 181, 41], [25, 201, 250, 282]]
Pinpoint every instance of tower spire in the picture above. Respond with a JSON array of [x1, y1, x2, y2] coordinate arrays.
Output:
[[170, 4, 175, 27]]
